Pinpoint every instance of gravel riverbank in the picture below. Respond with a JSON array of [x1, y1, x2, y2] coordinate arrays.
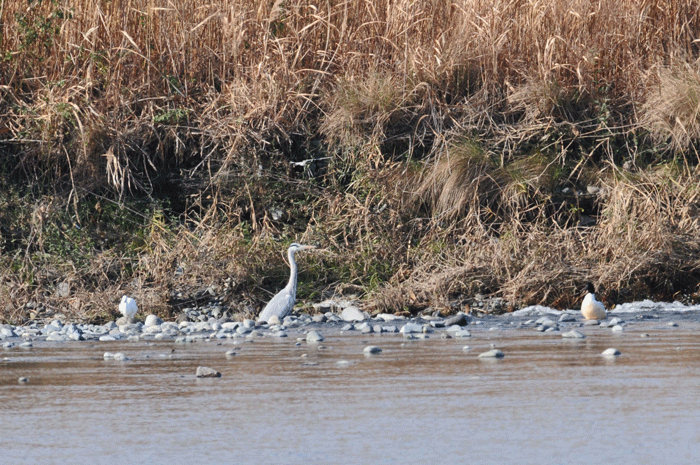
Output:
[[3, 298, 699, 353]]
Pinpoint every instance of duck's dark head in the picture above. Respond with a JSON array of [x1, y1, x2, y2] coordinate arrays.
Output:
[[586, 282, 595, 294]]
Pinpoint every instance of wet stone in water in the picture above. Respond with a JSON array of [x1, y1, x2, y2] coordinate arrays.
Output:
[[602, 348, 621, 357], [400, 323, 423, 334], [558, 313, 577, 323], [444, 313, 471, 327], [196, 366, 222, 378], [562, 330, 586, 339], [306, 330, 324, 343], [478, 349, 504, 358], [363, 346, 382, 355]]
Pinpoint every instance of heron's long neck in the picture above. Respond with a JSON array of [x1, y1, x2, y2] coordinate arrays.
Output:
[[286, 249, 298, 297]]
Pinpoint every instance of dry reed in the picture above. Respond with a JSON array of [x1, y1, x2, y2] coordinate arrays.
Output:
[[2, 0, 700, 322]]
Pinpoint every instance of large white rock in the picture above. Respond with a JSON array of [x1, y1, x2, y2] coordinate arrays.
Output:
[[144, 314, 163, 327], [306, 330, 324, 343], [376, 313, 406, 322], [341, 306, 368, 322], [399, 322, 423, 334], [602, 348, 621, 357], [196, 366, 221, 378]]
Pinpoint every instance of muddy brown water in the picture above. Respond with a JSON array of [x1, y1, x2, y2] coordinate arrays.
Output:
[[2, 318, 700, 464]]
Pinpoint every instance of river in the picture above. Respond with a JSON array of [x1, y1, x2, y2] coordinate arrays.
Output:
[[2, 313, 700, 464]]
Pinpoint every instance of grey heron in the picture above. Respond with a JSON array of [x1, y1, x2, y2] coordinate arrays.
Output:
[[581, 282, 606, 320], [258, 243, 316, 323]]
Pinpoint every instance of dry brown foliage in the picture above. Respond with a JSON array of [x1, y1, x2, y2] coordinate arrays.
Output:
[[3, 1, 700, 322], [640, 62, 700, 156]]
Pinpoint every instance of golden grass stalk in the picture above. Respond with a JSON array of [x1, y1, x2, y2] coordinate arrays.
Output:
[[640, 62, 700, 156]]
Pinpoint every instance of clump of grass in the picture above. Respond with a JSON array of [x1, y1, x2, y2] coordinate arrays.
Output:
[[640, 62, 700, 156], [321, 71, 406, 150], [416, 138, 504, 225], [416, 138, 566, 229]]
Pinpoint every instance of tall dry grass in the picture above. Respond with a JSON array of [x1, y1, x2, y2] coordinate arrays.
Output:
[[2, 0, 700, 321], [3, 0, 699, 183]]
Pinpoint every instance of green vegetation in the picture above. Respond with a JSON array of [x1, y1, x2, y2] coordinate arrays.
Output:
[[2, 0, 700, 323]]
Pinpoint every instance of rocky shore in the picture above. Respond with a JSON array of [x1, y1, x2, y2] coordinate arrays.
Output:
[[2, 297, 698, 355]]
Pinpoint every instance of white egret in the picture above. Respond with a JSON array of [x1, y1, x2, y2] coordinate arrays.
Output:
[[258, 243, 316, 323], [581, 282, 606, 320], [119, 295, 138, 322]]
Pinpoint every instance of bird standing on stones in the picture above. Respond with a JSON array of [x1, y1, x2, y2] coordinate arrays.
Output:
[[258, 243, 316, 323], [119, 295, 138, 323], [581, 282, 606, 320]]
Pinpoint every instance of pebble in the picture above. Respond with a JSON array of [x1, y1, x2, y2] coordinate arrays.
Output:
[[195, 366, 221, 378], [602, 348, 621, 357], [600, 317, 622, 328], [562, 330, 585, 339], [611, 325, 624, 332], [225, 350, 237, 358], [400, 323, 423, 334], [535, 317, 556, 327], [306, 330, 324, 343], [18, 377, 29, 384], [113, 352, 130, 361], [443, 313, 471, 327], [19, 341, 33, 349], [144, 314, 163, 327], [363, 346, 382, 355], [445, 324, 463, 334], [478, 349, 504, 358], [376, 313, 405, 322], [341, 306, 368, 322], [667, 321, 678, 327], [583, 319, 600, 326]]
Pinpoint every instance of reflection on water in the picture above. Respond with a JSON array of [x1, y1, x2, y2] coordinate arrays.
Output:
[[2, 321, 700, 464]]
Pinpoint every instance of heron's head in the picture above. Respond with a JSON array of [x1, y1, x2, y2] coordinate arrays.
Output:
[[288, 243, 316, 253]]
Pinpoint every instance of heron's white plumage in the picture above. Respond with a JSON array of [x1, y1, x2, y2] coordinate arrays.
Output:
[[258, 243, 315, 323], [581, 284, 606, 320], [119, 295, 138, 322]]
